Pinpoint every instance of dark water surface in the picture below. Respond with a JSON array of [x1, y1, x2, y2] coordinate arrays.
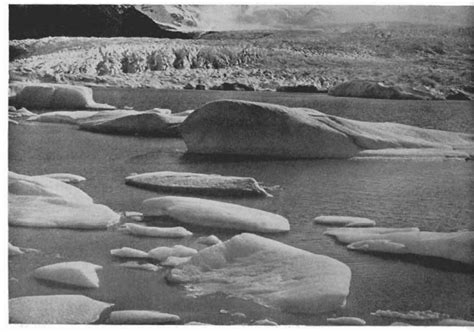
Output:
[[9, 89, 474, 325]]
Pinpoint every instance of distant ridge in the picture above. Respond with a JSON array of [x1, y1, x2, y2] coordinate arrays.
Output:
[[9, 5, 196, 40]]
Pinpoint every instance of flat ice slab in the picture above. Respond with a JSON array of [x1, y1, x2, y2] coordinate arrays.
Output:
[[107, 310, 180, 324], [167, 233, 351, 314], [141, 196, 290, 233], [9, 295, 113, 324], [125, 171, 272, 197], [314, 215, 376, 227]]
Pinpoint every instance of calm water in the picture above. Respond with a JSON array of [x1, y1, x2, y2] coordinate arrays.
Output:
[[9, 89, 474, 325]]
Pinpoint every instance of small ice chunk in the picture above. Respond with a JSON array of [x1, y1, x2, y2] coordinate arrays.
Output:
[[252, 319, 278, 325], [391, 322, 412, 326], [231, 312, 247, 319], [439, 319, 474, 326], [120, 223, 192, 238], [314, 215, 376, 227], [110, 247, 149, 258], [9, 294, 113, 324], [371, 309, 449, 320], [161, 256, 192, 267], [219, 309, 229, 314], [107, 310, 180, 324], [196, 235, 222, 246], [327, 317, 366, 325], [185, 321, 209, 325], [33, 261, 102, 288], [347, 239, 408, 253], [148, 245, 197, 261], [8, 243, 24, 256], [119, 261, 160, 272], [41, 173, 86, 184], [123, 211, 144, 222]]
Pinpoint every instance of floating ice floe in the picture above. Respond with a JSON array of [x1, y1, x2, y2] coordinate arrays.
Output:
[[314, 216, 376, 227], [125, 171, 272, 197], [325, 227, 474, 265], [41, 173, 86, 184], [9, 295, 113, 324], [33, 261, 102, 288], [10, 83, 115, 110], [439, 319, 474, 326], [180, 100, 474, 159], [123, 211, 144, 222], [110, 247, 149, 259], [141, 196, 290, 233], [9, 172, 119, 229], [196, 235, 222, 246], [161, 256, 192, 267], [167, 233, 351, 314], [119, 223, 192, 238], [327, 317, 366, 325], [252, 319, 278, 325], [371, 309, 449, 320], [148, 245, 197, 261], [8, 243, 24, 256], [107, 310, 180, 324], [119, 262, 160, 272]]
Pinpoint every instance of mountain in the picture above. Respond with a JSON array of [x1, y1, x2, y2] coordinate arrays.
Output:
[[9, 5, 196, 40], [136, 5, 474, 31]]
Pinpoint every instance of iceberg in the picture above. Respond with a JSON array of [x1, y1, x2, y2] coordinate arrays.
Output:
[[325, 228, 474, 265], [119, 223, 192, 238], [314, 216, 376, 227], [9, 295, 113, 324], [161, 256, 192, 267], [167, 233, 351, 314], [107, 310, 180, 324], [110, 247, 149, 258], [33, 261, 102, 288], [125, 171, 272, 197], [141, 196, 290, 233], [180, 100, 473, 159], [439, 319, 474, 326], [10, 83, 115, 110], [9, 172, 119, 229]]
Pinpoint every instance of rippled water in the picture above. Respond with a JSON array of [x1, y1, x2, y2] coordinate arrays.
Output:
[[9, 90, 474, 325]]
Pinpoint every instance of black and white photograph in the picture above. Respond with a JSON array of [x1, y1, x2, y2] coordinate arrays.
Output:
[[6, 0, 474, 327]]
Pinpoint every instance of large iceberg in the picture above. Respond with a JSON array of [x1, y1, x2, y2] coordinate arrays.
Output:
[[125, 171, 271, 197], [9, 172, 119, 229], [107, 310, 180, 324], [27, 110, 101, 124], [141, 196, 290, 233], [325, 227, 474, 265], [10, 83, 115, 110], [180, 100, 473, 159], [9, 295, 113, 324], [167, 233, 351, 314]]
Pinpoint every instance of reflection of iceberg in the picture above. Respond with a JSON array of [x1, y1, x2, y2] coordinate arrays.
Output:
[[181, 100, 473, 159], [9, 172, 119, 229], [167, 233, 351, 314], [325, 227, 474, 265]]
